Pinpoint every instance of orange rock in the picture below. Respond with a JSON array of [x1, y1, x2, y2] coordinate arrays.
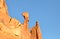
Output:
[[22, 12, 29, 30], [0, 0, 10, 26], [30, 21, 42, 39], [22, 12, 29, 20], [0, 0, 42, 39], [0, 0, 8, 15]]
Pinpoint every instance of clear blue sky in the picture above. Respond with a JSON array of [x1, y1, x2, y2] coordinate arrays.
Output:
[[6, 0, 60, 39]]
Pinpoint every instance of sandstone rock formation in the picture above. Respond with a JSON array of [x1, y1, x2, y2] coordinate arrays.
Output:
[[0, 0, 42, 39], [30, 21, 42, 39]]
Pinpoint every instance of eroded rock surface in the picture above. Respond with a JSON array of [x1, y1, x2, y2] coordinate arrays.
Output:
[[0, 0, 42, 39]]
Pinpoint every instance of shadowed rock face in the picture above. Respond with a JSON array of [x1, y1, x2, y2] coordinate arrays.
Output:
[[0, 0, 42, 39]]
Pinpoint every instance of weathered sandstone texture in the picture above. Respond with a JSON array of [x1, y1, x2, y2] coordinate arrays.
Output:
[[0, 0, 42, 39]]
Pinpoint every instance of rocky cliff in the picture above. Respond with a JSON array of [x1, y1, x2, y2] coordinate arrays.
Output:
[[0, 0, 42, 39]]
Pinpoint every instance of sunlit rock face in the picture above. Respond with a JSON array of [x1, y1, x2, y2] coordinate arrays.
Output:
[[0, 0, 42, 39]]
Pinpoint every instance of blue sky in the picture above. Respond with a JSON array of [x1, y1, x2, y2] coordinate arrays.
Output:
[[6, 0, 60, 39]]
